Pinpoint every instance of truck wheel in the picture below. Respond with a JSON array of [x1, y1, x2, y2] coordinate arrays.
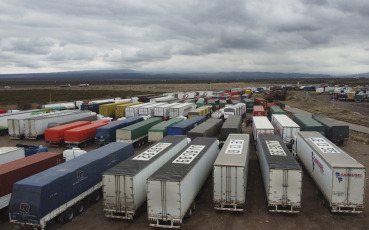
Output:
[[75, 202, 85, 215], [92, 190, 102, 203], [63, 208, 74, 223]]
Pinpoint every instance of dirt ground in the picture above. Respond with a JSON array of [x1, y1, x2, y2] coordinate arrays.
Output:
[[0, 113, 368, 230]]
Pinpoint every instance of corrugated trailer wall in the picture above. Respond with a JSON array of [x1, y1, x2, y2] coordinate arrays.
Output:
[[187, 118, 223, 140]]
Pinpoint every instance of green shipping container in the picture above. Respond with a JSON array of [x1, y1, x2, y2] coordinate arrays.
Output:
[[207, 100, 216, 111], [292, 113, 325, 135], [312, 114, 349, 144], [116, 117, 162, 141], [242, 99, 254, 112], [270, 106, 286, 115], [230, 100, 240, 105], [196, 98, 205, 108], [219, 100, 227, 109], [148, 117, 185, 142]]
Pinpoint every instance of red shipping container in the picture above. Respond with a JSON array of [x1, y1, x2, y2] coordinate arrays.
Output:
[[0, 152, 63, 198], [64, 120, 110, 143], [253, 105, 266, 116], [0, 110, 7, 114], [254, 97, 267, 109], [45, 121, 91, 144], [268, 103, 277, 108]]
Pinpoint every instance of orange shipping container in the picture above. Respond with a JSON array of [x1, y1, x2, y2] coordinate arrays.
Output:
[[45, 121, 91, 144], [64, 120, 110, 143]]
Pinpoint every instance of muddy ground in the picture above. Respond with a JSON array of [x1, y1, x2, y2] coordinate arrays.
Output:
[[0, 113, 368, 230]]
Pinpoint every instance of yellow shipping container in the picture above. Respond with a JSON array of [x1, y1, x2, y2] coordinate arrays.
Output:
[[188, 106, 211, 118], [99, 101, 129, 117], [115, 102, 143, 118], [245, 90, 252, 96]]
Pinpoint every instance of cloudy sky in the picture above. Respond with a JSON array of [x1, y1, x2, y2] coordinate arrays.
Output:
[[1, 0, 369, 75]]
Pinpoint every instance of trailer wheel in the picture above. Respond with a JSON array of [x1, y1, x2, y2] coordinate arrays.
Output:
[[63, 208, 74, 223], [92, 190, 102, 203], [184, 207, 192, 218], [56, 214, 64, 223], [75, 202, 85, 215]]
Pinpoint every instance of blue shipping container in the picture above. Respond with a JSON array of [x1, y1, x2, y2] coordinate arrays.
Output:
[[9, 142, 134, 227], [167, 116, 206, 135], [81, 102, 111, 113], [95, 117, 143, 144]]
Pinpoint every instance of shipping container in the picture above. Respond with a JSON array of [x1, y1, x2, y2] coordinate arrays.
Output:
[[99, 101, 130, 117], [312, 114, 349, 144], [81, 101, 111, 113], [62, 148, 87, 161], [46, 114, 97, 129], [256, 134, 302, 213], [253, 105, 266, 116], [24, 111, 95, 139], [169, 103, 196, 118], [103, 136, 189, 220], [220, 115, 242, 141], [9, 143, 134, 229], [195, 98, 205, 108], [292, 113, 325, 135], [213, 134, 250, 211], [139, 103, 166, 117], [252, 116, 275, 142], [269, 106, 286, 115], [0, 147, 25, 165], [224, 103, 246, 119], [0, 152, 63, 218], [148, 118, 185, 142], [293, 131, 365, 213], [95, 117, 144, 145], [115, 102, 143, 118], [45, 121, 91, 145], [242, 99, 254, 112], [207, 99, 216, 111], [0, 109, 44, 128], [271, 114, 300, 147], [254, 97, 267, 109], [153, 103, 180, 120], [116, 117, 162, 147], [150, 96, 177, 103], [188, 106, 212, 118], [187, 119, 222, 140], [219, 100, 227, 109], [147, 137, 219, 228], [64, 120, 110, 148], [167, 116, 206, 135], [42, 101, 83, 110], [125, 103, 152, 118]]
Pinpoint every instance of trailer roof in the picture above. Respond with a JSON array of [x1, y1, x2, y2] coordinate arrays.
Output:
[[258, 134, 301, 170], [0, 147, 23, 155], [149, 118, 185, 131], [170, 103, 193, 109], [272, 114, 300, 127], [104, 136, 188, 176], [297, 131, 364, 168], [214, 134, 249, 167], [253, 116, 274, 129], [170, 116, 205, 129], [221, 115, 242, 129], [148, 137, 218, 180]]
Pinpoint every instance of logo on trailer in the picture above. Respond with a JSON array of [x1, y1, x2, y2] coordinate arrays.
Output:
[[311, 152, 324, 174], [77, 170, 84, 179], [335, 172, 362, 183], [335, 172, 343, 183], [20, 203, 30, 213]]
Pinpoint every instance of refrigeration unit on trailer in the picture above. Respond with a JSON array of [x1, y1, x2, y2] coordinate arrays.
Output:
[[0, 147, 25, 165], [169, 103, 196, 118], [9, 142, 134, 230], [95, 117, 143, 145], [252, 116, 275, 143], [293, 131, 365, 213], [103, 135, 190, 220], [256, 134, 302, 213], [213, 134, 250, 211], [154, 103, 180, 120], [147, 137, 220, 229], [219, 115, 242, 142], [116, 117, 162, 147], [148, 118, 185, 142], [271, 114, 300, 148], [125, 103, 152, 118]]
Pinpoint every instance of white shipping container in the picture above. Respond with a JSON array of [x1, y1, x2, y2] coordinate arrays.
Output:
[[169, 103, 196, 118], [271, 114, 300, 145], [125, 103, 152, 118], [293, 131, 366, 213], [7, 119, 26, 139], [62, 148, 87, 161], [256, 134, 302, 213], [0, 147, 25, 165], [252, 116, 275, 142], [213, 134, 250, 211], [147, 137, 219, 228], [154, 103, 180, 118], [103, 136, 189, 219], [24, 111, 94, 139], [139, 103, 165, 117], [224, 103, 246, 119], [150, 96, 176, 103], [0, 110, 44, 128], [211, 108, 225, 119], [183, 92, 196, 99]]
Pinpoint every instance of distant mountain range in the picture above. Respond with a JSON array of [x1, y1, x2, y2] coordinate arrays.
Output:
[[0, 69, 367, 81]]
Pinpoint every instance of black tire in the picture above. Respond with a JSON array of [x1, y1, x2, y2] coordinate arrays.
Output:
[[75, 202, 85, 215], [63, 208, 74, 223], [56, 214, 64, 223], [92, 190, 102, 203]]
